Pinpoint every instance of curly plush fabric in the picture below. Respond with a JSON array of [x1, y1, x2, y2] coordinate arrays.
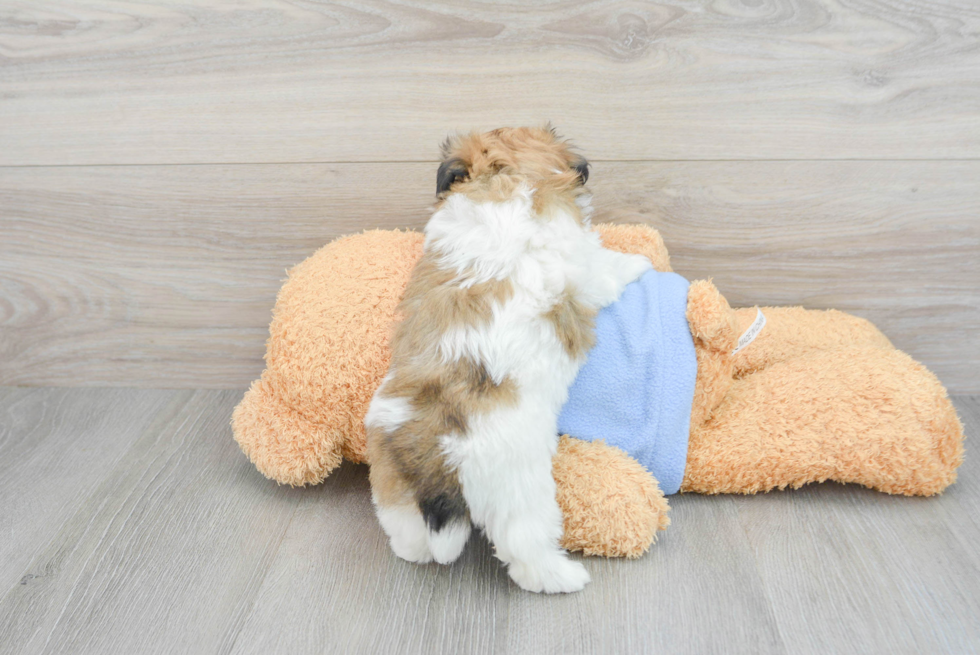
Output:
[[234, 230, 425, 486], [682, 309, 964, 496], [554, 436, 670, 558], [233, 223, 965, 559]]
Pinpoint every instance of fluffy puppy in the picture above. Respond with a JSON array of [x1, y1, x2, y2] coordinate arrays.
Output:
[[365, 126, 652, 593]]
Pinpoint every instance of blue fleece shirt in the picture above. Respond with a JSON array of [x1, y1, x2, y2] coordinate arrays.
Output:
[[557, 270, 697, 495]]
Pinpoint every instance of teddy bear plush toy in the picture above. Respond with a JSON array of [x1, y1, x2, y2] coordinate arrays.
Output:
[[232, 222, 964, 558]]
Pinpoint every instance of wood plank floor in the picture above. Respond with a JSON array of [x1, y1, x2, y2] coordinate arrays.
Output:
[[1, 387, 977, 654]]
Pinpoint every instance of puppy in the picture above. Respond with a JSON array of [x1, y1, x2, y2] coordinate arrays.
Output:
[[365, 126, 652, 593]]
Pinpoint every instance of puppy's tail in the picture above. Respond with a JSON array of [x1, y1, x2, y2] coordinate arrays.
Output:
[[419, 490, 471, 564]]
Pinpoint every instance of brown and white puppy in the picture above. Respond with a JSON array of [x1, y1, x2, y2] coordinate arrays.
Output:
[[365, 127, 651, 593]]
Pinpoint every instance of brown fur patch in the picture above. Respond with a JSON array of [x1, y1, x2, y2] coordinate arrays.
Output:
[[367, 435, 413, 506], [438, 126, 589, 221], [547, 289, 597, 359], [368, 248, 517, 523], [390, 253, 513, 361], [369, 355, 519, 520], [370, 126, 593, 526]]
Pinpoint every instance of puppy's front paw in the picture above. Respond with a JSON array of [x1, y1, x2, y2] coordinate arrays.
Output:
[[620, 253, 653, 284], [508, 556, 591, 594], [592, 253, 653, 307]]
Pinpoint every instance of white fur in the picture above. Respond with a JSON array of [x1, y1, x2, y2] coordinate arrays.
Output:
[[373, 492, 472, 566], [370, 188, 651, 593], [427, 520, 472, 564], [364, 393, 413, 434], [375, 504, 433, 564]]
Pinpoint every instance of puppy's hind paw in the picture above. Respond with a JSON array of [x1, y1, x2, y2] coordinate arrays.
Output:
[[389, 534, 434, 564], [508, 556, 591, 594], [427, 521, 472, 565], [377, 505, 435, 564]]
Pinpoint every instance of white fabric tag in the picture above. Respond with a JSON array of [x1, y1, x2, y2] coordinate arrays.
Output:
[[732, 308, 766, 355]]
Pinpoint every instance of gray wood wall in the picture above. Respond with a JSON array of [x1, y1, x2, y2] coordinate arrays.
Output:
[[1, 0, 978, 392]]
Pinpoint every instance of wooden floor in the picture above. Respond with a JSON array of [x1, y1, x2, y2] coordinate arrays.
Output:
[[0, 387, 977, 654]]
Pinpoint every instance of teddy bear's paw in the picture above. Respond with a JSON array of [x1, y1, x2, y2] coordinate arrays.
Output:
[[508, 555, 591, 594]]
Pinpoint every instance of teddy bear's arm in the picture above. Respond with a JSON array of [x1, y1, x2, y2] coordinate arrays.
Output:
[[554, 437, 670, 558]]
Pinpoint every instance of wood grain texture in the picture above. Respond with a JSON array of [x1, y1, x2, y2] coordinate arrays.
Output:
[[0, 389, 302, 654], [2, 161, 977, 391], [229, 463, 510, 655], [0, 388, 977, 653], [0, 387, 175, 593], [735, 484, 980, 654], [1, 0, 979, 165], [606, 160, 980, 393], [501, 496, 786, 654], [0, 163, 432, 388]]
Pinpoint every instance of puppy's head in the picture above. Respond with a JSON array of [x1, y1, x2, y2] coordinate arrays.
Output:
[[436, 126, 589, 211]]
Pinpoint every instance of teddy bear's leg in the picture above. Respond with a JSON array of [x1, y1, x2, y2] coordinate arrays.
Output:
[[554, 437, 671, 558], [731, 307, 893, 377], [681, 346, 964, 496]]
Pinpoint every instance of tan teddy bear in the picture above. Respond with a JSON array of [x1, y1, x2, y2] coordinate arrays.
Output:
[[232, 224, 964, 558]]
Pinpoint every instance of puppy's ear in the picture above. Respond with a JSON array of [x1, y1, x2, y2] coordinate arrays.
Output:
[[437, 158, 468, 197], [572, 156, 589, 186]]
